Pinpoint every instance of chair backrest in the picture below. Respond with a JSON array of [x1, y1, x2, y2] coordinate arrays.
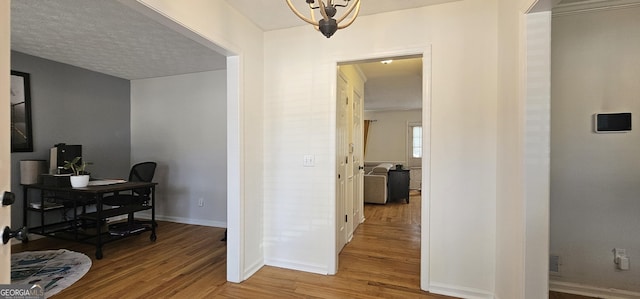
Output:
[[129, 162, 157, 196]]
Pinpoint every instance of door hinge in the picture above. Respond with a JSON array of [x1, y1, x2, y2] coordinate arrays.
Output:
[[345, 215, 348, 222]]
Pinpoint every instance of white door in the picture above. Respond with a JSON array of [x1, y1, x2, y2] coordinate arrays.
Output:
[[1, 2, 12, 283], [345, 73, 354, 242], [336, 74, 349, 253], [351, 88, 364, 226]]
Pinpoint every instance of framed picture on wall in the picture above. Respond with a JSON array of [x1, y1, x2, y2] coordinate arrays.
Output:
[[10, 70, 33, 152]]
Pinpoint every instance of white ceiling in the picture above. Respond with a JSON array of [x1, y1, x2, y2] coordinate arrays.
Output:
[[12, 0, 633, 110], [225, 0, 459, 31], [553, 0, 640, 14], [10, 0, 452, 81], [352, 57, 424, 111], [10, 0, 445, 111], [225, 0, 446, 111]]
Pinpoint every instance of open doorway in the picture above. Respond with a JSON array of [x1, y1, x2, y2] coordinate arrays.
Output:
[[5, 0, 244, 284], [335, 55, 425, 286]]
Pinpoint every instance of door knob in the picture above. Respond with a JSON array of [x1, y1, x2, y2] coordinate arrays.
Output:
[[2, 191, 15, 206], [3, 226, 28, 244]]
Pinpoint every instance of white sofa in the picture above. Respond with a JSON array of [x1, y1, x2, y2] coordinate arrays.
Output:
[[363, 163, 393, 204]]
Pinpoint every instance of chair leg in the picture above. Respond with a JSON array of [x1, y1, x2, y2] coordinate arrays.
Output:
[[127, 213, 135, 225]]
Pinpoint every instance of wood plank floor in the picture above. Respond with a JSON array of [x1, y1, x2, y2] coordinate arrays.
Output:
[[12, 192, 591, 298], [549, 292, 596, 299]]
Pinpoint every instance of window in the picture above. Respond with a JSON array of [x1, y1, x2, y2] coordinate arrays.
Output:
[[412, 126, 422, 158]]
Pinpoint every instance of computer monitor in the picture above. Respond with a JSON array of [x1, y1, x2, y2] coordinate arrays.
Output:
[[49, 144, 82, 174]]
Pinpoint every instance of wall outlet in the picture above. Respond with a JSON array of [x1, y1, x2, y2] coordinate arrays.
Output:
[[613, 248, 630, 270], [618, 256, 630, 270], [198, 198, 204, 207], [303, 155, 315, 167], [614, 248, 626, 260], [550, 254, 561, 274]]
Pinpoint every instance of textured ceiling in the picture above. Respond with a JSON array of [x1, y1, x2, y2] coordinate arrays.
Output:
[[10, 0, 439, 110], [10, 0, 446, 85], [11, 0, 226, 80], [11, 0, 637, 101]]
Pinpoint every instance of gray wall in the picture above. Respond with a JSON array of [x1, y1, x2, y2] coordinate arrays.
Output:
[[551, 7, 640, 292], [131, 70, 227, 227], [10, 51, 131, 228]]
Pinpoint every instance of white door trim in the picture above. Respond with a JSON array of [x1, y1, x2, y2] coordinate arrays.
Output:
[[331, 45, 432, 290], [0, 1, 11, 284]]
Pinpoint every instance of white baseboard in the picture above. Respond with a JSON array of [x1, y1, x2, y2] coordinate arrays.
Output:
[[244, 258, 264, 280], [156, 215, 226, 228], [550, 280, 640, 299], [133, 212, 226, 228], [264, 257, 330, 276], [429, 282, 495, 299]]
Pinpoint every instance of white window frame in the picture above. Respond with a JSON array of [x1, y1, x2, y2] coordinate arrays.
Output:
[[408, 122, 422, 168]]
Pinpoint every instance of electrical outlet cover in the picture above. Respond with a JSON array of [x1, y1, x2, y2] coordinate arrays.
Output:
[[614, 248, 627, 259]]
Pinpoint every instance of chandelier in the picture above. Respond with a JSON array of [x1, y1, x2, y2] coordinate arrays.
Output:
[[286, 0, 361, 38]]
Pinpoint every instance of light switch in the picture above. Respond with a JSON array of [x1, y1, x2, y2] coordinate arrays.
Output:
[[303, 155, 315, 167]]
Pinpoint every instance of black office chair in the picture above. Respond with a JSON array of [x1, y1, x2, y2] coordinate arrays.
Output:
[[102, 162, 157, 229]]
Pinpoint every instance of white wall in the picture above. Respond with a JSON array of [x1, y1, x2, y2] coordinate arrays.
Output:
[[126, 1, 552, 297], [136, 0, 265, 282], [131, 71, 227, 227], [495, 0, 552, 298], [550, 7, 640, 292], [495, 1, 526, 297], [524, 11, 552, 299], [363, 110, 421, 165], [264, 0, 498, 296]]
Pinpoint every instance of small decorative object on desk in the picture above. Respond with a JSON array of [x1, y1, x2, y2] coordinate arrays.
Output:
[[63, 156, 91, 188], [396, 164, 403, 170]]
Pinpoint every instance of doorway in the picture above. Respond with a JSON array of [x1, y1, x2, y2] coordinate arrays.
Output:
[[1, 1, 244, 283], [334, 54, 427, 285]]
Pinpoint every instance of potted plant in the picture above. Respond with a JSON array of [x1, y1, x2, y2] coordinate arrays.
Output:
[[63, 157, 90, 188]]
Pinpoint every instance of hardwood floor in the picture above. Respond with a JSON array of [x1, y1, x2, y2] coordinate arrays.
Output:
[[12, 192, 590, 298], [549, 291, 597, 299], [13, 222, 228, 298]]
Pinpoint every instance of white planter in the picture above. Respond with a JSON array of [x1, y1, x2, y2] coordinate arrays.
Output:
[[70, 175, 90, 188]]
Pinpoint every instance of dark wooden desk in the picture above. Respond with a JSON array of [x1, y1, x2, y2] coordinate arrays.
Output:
[[22, 181, 157, 259]]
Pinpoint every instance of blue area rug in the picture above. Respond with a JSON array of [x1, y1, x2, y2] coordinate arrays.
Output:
[[11, 249, 92, 297]]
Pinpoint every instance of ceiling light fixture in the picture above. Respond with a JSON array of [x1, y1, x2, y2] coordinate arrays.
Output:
[[286, 0, 361, 38], [381, 60, 393, 64]]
